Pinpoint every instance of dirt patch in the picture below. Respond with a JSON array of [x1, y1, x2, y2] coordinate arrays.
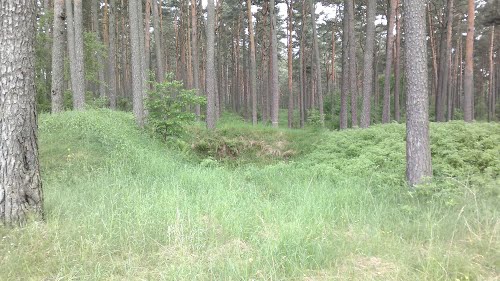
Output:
[[335, 255, 400, 280]]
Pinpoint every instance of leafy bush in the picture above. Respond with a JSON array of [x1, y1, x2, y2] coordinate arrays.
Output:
[[146, 76, 206, 139]]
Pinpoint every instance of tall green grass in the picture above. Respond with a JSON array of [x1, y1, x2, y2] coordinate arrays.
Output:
[[0, 109, 498, 280]]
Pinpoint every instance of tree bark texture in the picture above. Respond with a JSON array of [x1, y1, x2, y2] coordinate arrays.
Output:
[[108, 0, 117, 109], [270, 0, 280, 128], [129, 0, 144, 127], [340, 1, 349, 129], [206, 0, 216, 130], [382, 0, 397, 123], [347, 0, 358, 127], [361, 0, 376, 128], [403, 0, 432, 187], [464, 0, 475, 122], [0, 0, 44, 226], [309, 0, 324, 125], [72, 0, 85, 109], [51, 0, 65, 113], [247, 0, 258, 125]]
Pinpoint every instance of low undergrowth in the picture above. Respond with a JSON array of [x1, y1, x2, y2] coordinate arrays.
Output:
[[0, 109, 498, 280]]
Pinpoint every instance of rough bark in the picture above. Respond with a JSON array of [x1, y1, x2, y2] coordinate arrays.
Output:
[[382, 0, 397, 123], [436, 0, 454, 122], [270, 0, 280, 128], [299, 0, 306, 128], [72, 0, 85, 109], [403, 0, 432, 187], [190, 0, 200, 118], [0, 0, 44, 226], [153, 0, 164, 82], [129, 0, 144, 127], [360, 0, 376, 128], [247, 0, 257, 125], [51, 0, 65, 113], [145, 0, 151, 77], [309, 0, 324, 125], [464, 0, 475, 122], [206, 0, 216, 130], [489, 26, 495, 122]]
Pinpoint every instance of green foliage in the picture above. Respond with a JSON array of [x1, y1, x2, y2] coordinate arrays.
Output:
[[306, 109, 323, 129], [146, 76, 206, 139], [1, 110, 498, 280]]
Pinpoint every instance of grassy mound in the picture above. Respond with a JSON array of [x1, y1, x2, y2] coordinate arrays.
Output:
[[0, 109, 498, 280]]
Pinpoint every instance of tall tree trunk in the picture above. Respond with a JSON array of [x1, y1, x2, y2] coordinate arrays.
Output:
[[206, 0, 216, 129], [144, 0, 151, 77], [427, 4, 438, 104], [190, 0, 200, 118], [51, 0, 65, 113], [382, 0, 397, 123], [464, 0, 475, 122], [394, 0, 402, 123], [489, 26, 495, 122], [129, 0, 144, 127], [0, 0, 44, 226], [347, 0, 358, 127], [436, 0, 454, 122], [340, 2, 349, 129], [92, 0, 106, 99], [247, 0, 258, 125], [153, 0, 164, 82], [331, 25, 336, 122], [270, 0, 280, 127], [403, 0, 432, 187], [361, 0, 376, 128], [309, 0, 324, 125], [66, 0, 85, 110], [299, 0, 306, 128], [108, 0, 117, 109], [287, 0, 294, 128]]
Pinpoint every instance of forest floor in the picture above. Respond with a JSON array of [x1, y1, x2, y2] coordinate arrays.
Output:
[[1, 109, 499, 280]]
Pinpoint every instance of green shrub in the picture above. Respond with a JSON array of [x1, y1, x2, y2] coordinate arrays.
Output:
[[146, 76, 206, 140]]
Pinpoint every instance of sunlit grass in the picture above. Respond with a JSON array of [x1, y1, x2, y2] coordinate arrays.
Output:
[[0, 109, 498, 280]]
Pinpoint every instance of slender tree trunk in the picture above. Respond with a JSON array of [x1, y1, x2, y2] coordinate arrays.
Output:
[[108, 0, 117, 109], [382, 0, 397, 123], [436, 0, 454, 122], [331, 26, 336, 122], [361, 0, 376, 128], [190, 0, 200, 118], [129, 0, 144, 127], [0, 0, 44, 226], [394, 0, 402, 123], [340, 2, 349, 129], [489, 26, 495, 122], [404, 0, 432, 187], [145, 0, 151, 77], [347, 0, 358, 127], [51, 0, 65, 113], [299, 0, 306, 128], [247, 0, 257, 125], [427, 5, 439, 105], [287, 0, 294, 128], [270, 0, 280, 127], [153, 0, 164, 82], [309, 0, 324, 125], [464, 0, 475, 122], [206, 0, 216, 129], [92, 0, 106, 99]]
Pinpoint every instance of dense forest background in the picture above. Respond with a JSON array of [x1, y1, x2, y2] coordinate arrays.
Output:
[[34, 0, 499, 127]]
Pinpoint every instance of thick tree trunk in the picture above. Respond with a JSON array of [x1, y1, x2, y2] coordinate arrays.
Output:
[[382, 0, 397, 123], [360, 0, 376, 128], [0, 0, 44, 226], [403, 0, 432, 187], [51, 0, 65, 113], [73, 0, 85, 109], [270, 0, 280, 128], [144, 0, 151, 78], [309, 0, 324, 125], [206, 0, 216, 129], [464, 0, 475, 122], [247, 0, 257, 125], [108, 0, 117, 109]]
